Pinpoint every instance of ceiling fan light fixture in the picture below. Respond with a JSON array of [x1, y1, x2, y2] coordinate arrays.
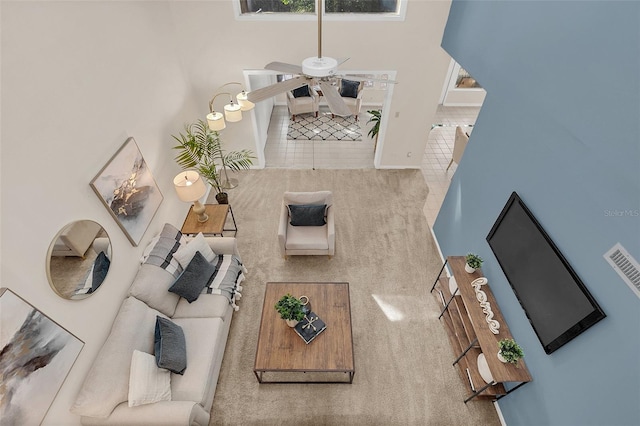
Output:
[[224, 100, 242, 122], [302, 56, 338, 77], [236, 91, 255, 111], [206, 111, 226, 131]]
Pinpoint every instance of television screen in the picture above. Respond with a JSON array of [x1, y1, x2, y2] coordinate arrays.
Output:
[[487, 192, 605, 354]]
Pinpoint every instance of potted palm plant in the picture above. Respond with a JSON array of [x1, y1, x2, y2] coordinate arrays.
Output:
[[366, 109, 381, 149], [465, 253, 483, 273], [498, 338, 525, 366], [274, 294, 305, 327], [172, 119, 254, 204]]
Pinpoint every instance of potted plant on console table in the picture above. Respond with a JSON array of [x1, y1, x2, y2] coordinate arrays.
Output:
[[498, 338, 525, 366], [275, 294, 305, 327], [465, 253, 483, 273], [172, 119, 254, 204]]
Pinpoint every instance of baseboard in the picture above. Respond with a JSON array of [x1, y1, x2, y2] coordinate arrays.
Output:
[[429, 226, 446, 264], [494, 401, 508, 426], [375, 164, 422, 170]]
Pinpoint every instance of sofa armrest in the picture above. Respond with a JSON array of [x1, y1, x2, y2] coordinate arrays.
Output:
[[278, 203, 289, 256], [204, 237, 239, 257], [81, 400, 209, 426], [326, 205, 335, 256]]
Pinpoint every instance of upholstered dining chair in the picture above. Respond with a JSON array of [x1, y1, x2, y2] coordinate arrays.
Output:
[[278, 191, 335, 259], [286, 85, 320, 121], [446, 126, 470, 171]]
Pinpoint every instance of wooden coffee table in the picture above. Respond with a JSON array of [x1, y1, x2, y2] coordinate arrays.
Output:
[[254, 282, 355, 383]]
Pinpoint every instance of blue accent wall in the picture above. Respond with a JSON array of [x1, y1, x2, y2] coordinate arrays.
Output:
[[435, 1, 640, 425]]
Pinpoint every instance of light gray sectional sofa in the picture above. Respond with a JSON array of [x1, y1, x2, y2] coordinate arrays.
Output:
[[70, 225, 245, 425]]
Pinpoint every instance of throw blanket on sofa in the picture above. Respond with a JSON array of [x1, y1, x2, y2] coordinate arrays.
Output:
[[206, 255, 245, 311]]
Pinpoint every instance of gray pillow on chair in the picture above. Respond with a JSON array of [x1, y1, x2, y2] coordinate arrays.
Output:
[[340, 79, 359, 98], [292, 86, 310, 98], [288, 204, 327, 226]]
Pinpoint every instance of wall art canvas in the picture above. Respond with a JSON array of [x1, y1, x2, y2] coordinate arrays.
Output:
[[90, 137, 163, 246], [0, 288, 84, 425]]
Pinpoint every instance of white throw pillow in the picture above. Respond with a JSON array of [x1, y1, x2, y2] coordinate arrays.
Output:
[[128, 350, 171, 407], [173, 233, 216, 268], [140, 235, 161, 264]]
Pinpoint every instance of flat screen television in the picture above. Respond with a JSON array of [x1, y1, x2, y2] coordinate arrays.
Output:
[[486, 192, 606, 354]]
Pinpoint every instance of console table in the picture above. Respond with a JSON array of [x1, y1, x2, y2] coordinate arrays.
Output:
[[430, 256, 532, 402]]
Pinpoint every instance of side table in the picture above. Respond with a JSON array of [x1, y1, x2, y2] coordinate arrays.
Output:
[[181, 204, 237, 237]]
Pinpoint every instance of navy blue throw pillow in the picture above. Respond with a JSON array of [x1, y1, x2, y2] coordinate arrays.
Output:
[[154, 316, 187, 375], [292, 85, 310, 98], [339, 79, 359, 98], [288, 204, 327, 226], [168, 251, 216, 303], [91, 251, 110, 292]]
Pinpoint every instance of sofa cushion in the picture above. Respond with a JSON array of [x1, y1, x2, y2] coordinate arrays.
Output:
[[173, 233, 216, 268], [168, 252, 216, 303], [171, 317, 225, 407], [340, 79, 360, 98], [71, 297, 165, 418], [128, 350, 171, 407], [129, 264, 181, 317], [173, 293, 232, 319], [288, 204, 327, 226], [155, 317, 187, 375], [285, 224, 329, 250]]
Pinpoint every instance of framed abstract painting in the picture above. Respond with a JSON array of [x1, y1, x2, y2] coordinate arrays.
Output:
[[0, 288, 84, 425], [90, 137, 163, 246]]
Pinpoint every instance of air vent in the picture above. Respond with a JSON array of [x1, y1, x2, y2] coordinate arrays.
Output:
[[604, 243, 640, 299]]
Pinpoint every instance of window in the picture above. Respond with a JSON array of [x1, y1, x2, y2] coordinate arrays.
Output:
[[236, 0, 404, 20]]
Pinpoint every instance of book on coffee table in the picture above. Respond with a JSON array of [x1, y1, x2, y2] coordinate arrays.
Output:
[[294, 312, 327, 344]]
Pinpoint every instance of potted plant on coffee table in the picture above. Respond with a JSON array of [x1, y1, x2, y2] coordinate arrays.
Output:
[[465, 253, 483, 273], [172, 119, 254, 204], [497, 338, 525, 366], [274, 294, 305, 327]]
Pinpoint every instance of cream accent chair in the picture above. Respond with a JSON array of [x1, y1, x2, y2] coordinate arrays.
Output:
[[278, 191, 335, 259], [337, 79, 364, 120], [51, 221, 102, 257], [286, 86, 320, 121], [446, 126, 470, 171]]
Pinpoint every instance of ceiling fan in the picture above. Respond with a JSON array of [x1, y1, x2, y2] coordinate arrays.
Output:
[[246, 0, 395, 117]]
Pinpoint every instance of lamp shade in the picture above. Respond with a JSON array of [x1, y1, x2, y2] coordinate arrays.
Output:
[[173, 171, 207, 202], [236, 91, 255, 111], [224, 101, 242, 122], [206, 111, 226, 131]]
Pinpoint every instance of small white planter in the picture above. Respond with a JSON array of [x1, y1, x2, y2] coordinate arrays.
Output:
[[497, 351, 507, 363], [465, 263, 476, 274], [286, 319, 299, 327]]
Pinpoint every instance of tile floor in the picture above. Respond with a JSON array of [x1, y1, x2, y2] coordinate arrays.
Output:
[[263, 104, 480, 227]]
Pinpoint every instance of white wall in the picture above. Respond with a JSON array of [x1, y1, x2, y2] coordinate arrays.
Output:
[[1, 1, 452, 424], [1, 2, 197, 424]]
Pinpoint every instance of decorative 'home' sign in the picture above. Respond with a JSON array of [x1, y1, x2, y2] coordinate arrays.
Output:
[[470, 277, 501, 334]]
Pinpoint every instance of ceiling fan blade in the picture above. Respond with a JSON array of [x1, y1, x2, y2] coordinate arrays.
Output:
[[247, 76, 309, 103], [265, 61, 303, 75], [319, 80, 352, 117], [336, 57, 350, 66]]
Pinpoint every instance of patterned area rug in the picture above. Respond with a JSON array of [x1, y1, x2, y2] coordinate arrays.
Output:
[[287, 112, 362, 141]]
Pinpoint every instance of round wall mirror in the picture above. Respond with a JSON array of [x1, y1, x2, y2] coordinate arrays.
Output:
[[46, 220, 112, 300]]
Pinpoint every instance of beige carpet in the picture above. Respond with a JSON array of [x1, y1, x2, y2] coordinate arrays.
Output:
[[207, 169, 500, 426]]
